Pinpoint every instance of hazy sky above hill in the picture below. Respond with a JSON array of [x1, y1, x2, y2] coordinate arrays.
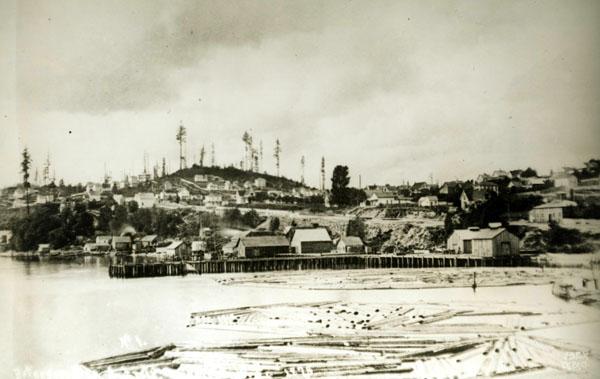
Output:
[[1, 0, 599, 188]]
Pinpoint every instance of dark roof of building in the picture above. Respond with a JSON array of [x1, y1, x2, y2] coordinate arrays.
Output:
[[240, 235, 290, 248]]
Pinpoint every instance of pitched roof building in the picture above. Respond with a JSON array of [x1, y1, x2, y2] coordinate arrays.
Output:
[[289, 227, 333, 254], [238, 235, 290, 258], [447, 225, 519, 257], [337, 236, 364, 254]]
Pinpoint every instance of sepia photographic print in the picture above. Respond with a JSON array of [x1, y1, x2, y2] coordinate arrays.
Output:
[[1, 0, 600, 378]]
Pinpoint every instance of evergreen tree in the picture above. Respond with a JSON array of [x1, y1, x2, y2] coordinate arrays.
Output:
[[21, 148, 32, 215], [331, 165, 350, 206]]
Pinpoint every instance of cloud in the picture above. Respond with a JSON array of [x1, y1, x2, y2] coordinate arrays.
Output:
[[16, 0, 339, 113], [5, 0, 600, 187]]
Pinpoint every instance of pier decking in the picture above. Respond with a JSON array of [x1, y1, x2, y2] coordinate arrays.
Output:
[[108, 254, 532, 278]]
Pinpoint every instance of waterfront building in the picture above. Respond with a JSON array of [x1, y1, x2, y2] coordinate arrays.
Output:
[[337, 236, 364, 254], [238, 235, 289, 258], [289, 227, 333, 254], [446, 224, 519, 257]]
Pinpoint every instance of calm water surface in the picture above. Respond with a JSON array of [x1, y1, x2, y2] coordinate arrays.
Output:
[[1, 257, 599, 378]]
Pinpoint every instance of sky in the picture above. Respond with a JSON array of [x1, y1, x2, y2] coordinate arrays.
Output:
[[1, 0, 599, 188]]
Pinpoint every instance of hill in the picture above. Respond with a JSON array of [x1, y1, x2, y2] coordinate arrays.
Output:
[[164, 165, 308, 191]]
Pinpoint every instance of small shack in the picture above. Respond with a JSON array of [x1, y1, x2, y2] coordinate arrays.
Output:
[[418, 196, 439, 208], [446, 224, 519, 257], [238, 235, 290, 259], [157, 241, 191, 260], [337, 236, 365, 254], [112, 236, 132, 254], [0, 230, 12, 245], [96, 235, 112, 245], [529, 200, 577, 223], [37, 243, 51, 254], [140, 235, 158, 250]]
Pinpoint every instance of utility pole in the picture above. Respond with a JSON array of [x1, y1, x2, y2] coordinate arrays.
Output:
[[320, 156, 325, 191], [273, 139, 281, 177], [21, 148, 31, 215], [199, 145, 205, 167], [242, 131, 252, 171], [43, 153, 51, 186], [161, 157, 166, 177], [211, 143, 215, 167], [176, 121, 187, 170], [300, 155, 305, 185], [259, 140, 264, 173]]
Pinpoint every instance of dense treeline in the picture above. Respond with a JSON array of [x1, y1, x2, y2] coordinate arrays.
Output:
[[6, 198, 265, 251], [10, 203, 94, 251], [168, 164, 304, 191]]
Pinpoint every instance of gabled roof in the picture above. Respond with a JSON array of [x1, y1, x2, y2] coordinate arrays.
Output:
[[552, 172, 577, 180], [452, 227, 506, 240], [112, 236, 131, 243], [533, 200, 577, 210], [291, 228, 332, 243], [340, 236, 363, 246], [240, 235, 289, 248], [141, 235, 158, 242], [166, 240, 186, 249], [367, 190, 395, 199]]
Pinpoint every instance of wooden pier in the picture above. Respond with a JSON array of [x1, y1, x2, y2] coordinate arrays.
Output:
[[108, 262, 186, 278], [108, 254, 532, 278]]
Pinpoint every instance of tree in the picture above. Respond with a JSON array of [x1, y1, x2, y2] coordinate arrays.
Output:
[[331, 165, 351, 206], [110, 205, 128, 234], [273, 139, 281, 176], [127, 201, 139, 213], [21, 148, 32, 215], [346, 217, 366, 240], [241, 209, 262, 228], [521, 167, 538, 178], [223, 208, 242, 226], [130, 208, 153, 234], [199, 145, 205, 167], [269, 217, 280, 232], [176, 122, 187, 170], [97, 206, 112, 232], [72, 208, 94, 237]]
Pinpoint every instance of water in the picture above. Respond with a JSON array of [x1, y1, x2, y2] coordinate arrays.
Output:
[[1, 257, 599, 378]]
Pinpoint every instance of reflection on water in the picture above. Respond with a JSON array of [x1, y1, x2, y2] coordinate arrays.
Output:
[[1, 257, 599, 378]]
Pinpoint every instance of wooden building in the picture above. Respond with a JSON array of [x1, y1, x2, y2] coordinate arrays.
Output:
[[140, 235, 158, 250], [418, 196, 439, 208], [238, 236, 290, 258], [157, 241, 191, 260], [337, 236, 365, 254], [446, 225, 519, 257], [289, 227, 333, 254], [529, 200, 577, 223], [112, 236, 132, 253]]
